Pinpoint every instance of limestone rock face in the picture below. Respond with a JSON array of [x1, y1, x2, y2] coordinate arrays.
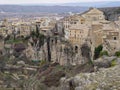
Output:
[[0, 40, 4, 50], [24, 41, 88, 65], [58, 64, 120, 90]]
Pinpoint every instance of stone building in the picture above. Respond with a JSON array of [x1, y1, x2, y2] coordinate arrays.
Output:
[[63, 15, 86, 31], [81, 8, 105, 23], [0, 20, 13, 37], [63, 8, 105, 44], [18, 23, 31, 36], [102, 22, 120, 55], [65, 24, 90, 46], [63, 7, 120, 57]]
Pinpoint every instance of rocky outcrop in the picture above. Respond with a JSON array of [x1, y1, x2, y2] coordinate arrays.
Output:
[[24, 40, 90, 65], [94, 56, 117, 68], [22, 62, 94, 90], [57, 58, 120, 90]]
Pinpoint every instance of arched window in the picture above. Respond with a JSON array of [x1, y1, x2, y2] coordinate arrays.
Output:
[[75, 46, 78, 53]]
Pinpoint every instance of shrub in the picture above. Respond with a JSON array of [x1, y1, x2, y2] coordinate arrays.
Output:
[[40, 60, 47, 66], [94, 45, 103, 59], [100, 50, 109, 57], [115, 51, 120, 57], [111, 59, 117, 67]]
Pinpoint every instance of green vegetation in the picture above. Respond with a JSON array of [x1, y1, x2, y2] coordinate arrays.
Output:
[[4, 35, 25, 44], [100, 50, 109, 57], [115, 51, 120, 57], [111, 59, 117, 67], [30, 26, 45, 48], [88, 59, 94, 66], [31, 60, 41, 66], [40, 60, 47, 66], [5, 39, 23, 44], [94, 45, 103, 60]]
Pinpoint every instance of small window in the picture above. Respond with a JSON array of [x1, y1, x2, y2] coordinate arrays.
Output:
[[75, 46, 78, 53], [114, 37, 117, 40], [51, 39, 54, 43], [74, 22, 77, 24]]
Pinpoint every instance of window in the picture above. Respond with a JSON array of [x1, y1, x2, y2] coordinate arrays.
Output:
[[75, 46, 78, 53], [114, 37, 117, 40], [74, 22, 77, 24]]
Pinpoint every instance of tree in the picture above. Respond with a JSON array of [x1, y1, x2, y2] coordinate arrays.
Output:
[[115, 51, 120, 57], [30, 25, 45, 61], [46, 36, 51, 62], [94, 45, 103, 60]]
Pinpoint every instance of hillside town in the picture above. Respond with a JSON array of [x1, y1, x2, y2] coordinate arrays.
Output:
[[1, 8, 120, 63], [0, 7, 120, 90]]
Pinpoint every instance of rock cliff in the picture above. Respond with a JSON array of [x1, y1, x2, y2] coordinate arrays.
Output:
[[58, 58, 120, 90]]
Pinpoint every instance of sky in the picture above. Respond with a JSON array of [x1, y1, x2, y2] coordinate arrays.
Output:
[[0, 0, 119, 4]]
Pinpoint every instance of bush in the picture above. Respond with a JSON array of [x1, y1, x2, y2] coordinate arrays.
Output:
[[111, 59, 117, 67], [40, 60, 47, 66], [100, 50, 109, 57], [94, 45, 103, 59], [115, 51, 120, 57]]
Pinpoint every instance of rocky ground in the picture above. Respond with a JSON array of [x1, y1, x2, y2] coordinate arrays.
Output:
[[57, 56, 120, 90], [59, 65, 120, 90], [22, 61, 94, 90], [1, 35, 120, 90], [0, 55, 120, 90]]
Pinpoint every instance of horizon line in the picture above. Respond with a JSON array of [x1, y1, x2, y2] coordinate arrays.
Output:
[[0, 1, 120, 5]]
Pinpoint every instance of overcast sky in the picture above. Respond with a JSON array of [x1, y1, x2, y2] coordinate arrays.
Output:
[[0, 0, 119, 4]]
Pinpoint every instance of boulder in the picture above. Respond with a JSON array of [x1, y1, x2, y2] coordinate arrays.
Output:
[[17, 61, 25, 65], [94, 56, 117, 68]]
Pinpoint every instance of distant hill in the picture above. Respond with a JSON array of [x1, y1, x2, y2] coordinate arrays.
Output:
[[100, 7, 120, 21], [61, 1, 120, 7], [0, 5, 120, 21], [0, 5, 88, 13]]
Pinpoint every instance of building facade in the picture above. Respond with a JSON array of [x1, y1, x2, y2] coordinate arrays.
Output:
[[63, 8, 120, 56]]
